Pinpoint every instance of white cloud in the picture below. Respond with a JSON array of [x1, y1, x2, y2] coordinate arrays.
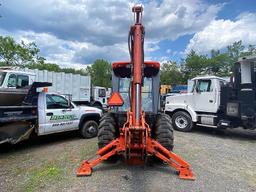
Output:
[[185, 12, 256, 54], [144, 0, 222, 41], [0, 0, 223, 66]]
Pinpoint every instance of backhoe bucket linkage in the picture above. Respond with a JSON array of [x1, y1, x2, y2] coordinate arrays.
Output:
[[77, 138, 125, 176], [77, 5, 195, 181], [77, 136, 195, 180]]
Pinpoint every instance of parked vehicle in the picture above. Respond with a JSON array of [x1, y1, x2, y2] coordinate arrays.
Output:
[[160, 84, 171, 95], [0, 67, 108, 109], [160, 85, 187, 109], [169, 85, 187, 95], [165, 56, 256, 132], [0, 82, 102, 145]]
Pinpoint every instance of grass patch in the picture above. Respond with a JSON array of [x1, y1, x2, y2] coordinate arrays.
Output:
[[24, 164, 64, 192]]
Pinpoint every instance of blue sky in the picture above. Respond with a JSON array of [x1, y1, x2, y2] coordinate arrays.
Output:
[[0, 0, 255, 68]]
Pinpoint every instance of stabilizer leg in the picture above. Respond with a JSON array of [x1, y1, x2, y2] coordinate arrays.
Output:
[[77, 138, 125, 176], [147, 138, 195, 180]]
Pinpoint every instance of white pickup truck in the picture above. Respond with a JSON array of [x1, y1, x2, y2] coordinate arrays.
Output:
[[0, 82, 102, 144]]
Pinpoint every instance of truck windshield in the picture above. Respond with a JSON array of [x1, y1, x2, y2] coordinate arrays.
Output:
[[0, 72, 6, 86], [98, 89, 106, 97]]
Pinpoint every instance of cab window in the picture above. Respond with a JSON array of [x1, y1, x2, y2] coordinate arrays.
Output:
[[118, 78, 130, 111], [0, 72, 6, 86], [47, 95, 70, 109], [196, 80, 212, 92], [17, 75, 29, 88], [117, 77, 153, 111], [142, 77, 152, 111], [8, 74, 17, 87], [7, 74, 29, 88], [98, 89, 106, 97]]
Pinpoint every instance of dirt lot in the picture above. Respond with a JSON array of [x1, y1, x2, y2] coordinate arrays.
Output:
[[0, 127, 255, 192]]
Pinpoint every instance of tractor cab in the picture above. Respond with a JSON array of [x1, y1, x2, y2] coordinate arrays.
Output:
[[111, 61, 160, 114]]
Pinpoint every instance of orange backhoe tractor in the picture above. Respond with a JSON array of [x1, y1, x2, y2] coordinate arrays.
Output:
[[77, 5, 195, 180]]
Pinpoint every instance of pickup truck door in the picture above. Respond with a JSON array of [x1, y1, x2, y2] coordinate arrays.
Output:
[[42, 94, 80, 135], [193, 79, 218, 113]]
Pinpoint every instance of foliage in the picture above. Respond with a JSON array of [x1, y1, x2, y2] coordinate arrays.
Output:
[[26, 63, 88, 76], [1, 35, 256, 88], [25, 165, 64, 192], [181, 50, 209, 80], [160, 61, 184, 85], [86, 59, 111, 87], [0, 36, 44, 66], [181, 40, 256, 79]]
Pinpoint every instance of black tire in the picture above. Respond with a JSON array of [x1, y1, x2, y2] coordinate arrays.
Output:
[[98, 113, 117, 162], [80, 120, 98, 139], [172, 111, 193, 132], [155, 113, 174, 151]]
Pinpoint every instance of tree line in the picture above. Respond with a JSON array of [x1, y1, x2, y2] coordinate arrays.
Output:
[[0, 35, 112, 87], [161, 41, 256, 85], [1, 35, 256, 87]]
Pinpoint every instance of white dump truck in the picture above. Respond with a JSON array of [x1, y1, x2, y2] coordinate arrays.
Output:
[[0, 82, 102, 144], [0, 67, 108, 109], [165, 56, 256, 132]]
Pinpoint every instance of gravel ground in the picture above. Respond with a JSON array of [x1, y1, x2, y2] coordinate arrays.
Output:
[[0, 127, 255, 192]]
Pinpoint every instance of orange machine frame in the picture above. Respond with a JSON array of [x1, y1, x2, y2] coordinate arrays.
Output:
[[77, 5, 195, 180]]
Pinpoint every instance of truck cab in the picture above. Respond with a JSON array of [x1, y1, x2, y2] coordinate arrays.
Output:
[[0, 68, 35, 106], [92, 86, 108, 109], [165, 56, 256, 132], [37, 92, 102, 138], [165, 76, 228, 131], [0, 82, 102, 144], [187, 76, 227, 113], [0, 67, 109, 109], [0, 68, 35, 89]]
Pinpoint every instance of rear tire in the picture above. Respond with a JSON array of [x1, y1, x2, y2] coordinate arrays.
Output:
[[98, 113, 117, 162], [155, 113, 174, 151], [172, 111, 193, 132], [80, 120, 98, 139]]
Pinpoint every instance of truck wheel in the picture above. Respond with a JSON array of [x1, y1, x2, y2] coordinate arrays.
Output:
[[172, 111, 193, 132], [98, 113, 117, 162], [155, 113, 174, 151], [80, 120, 98, 139]]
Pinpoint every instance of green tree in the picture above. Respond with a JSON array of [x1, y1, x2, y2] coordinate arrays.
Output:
[[160, 61, 184, 85], [181, 50, 209, 80], [0, 36, 18, 65], [26, 62, 89, 76], [0, 36, 44, 65], [227, 40, 245, 63], [241, 44, 256, 57], [87, 59, 111, 87], [19, 41, 45, 64], [26, 63, 61, 72], [181, 41, 256, 79], [207, 53, 231, 76]]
